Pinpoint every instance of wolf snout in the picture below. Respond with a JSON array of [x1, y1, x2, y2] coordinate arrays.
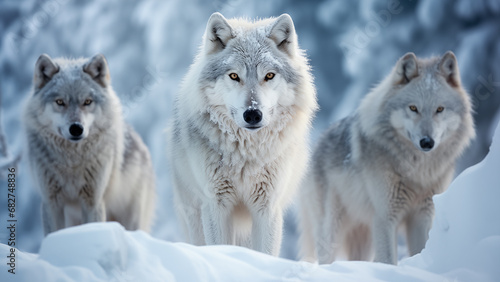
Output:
[[419, 137, 435, 151], [69, 122, 84, 140], [243, 109, 262, 127]]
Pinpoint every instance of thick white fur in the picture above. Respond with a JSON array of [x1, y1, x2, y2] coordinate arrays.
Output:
[[168, 13, 317, 256]]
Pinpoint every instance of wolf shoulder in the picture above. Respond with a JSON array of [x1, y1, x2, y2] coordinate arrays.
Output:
[[313, 115, 358, 169]]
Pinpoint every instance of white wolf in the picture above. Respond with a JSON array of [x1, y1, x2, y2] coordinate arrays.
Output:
[[24, 54, 155, 235], [299, 51, 475, 264], [167, 13, 317, 256]]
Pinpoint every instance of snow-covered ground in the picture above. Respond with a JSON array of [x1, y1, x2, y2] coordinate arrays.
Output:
[[0, 0, 499, 281], [0, 223, 446, 281], [1, 111, 499, 282]]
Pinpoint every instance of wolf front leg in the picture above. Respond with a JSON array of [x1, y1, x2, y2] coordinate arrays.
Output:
[[406, 197, 434, 256], [80, 185, 106, 224], [181, 205, 206, 246], [372, 216, 398, 264], [316, 191, 344, 264], [201, 201, 234, 246], [173, 188, 206, 245], [201, 178, 237, 245], [251, 207, 283, 256], [82, 200, 106, 224], [315, 209, 341, 264], [42, 201, 64, 235]]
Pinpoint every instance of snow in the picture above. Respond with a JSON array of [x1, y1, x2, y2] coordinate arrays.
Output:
[[0, 0, 499, 281], [0, 222, 447, 281]]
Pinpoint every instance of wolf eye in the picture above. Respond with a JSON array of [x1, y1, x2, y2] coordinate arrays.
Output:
[[409, 105, 418, 113], [436, 106, 444, 113], [55, 99, 65, 106], [229, 73, 240, 82], [84, 99, 93, 106], [265, 72, 275, 81]]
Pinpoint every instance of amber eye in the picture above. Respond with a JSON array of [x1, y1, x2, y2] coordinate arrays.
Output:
[[409, 105, 418, 113], [265, 72, 275, 81], [55, 99, 65, 106], [84, 99, 93, 106], [436, 106, 444, 113], [229, 73, 240, 81]]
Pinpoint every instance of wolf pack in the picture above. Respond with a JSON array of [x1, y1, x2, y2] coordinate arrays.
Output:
[[23, 13, 475, 265]]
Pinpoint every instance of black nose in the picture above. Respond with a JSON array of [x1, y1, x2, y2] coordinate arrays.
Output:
[[243, 109, 262, 125], [69, 123, 84, 137], [419, 137, 435, 151]]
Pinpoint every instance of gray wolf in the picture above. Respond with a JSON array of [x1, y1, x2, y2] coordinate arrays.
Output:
[[167, 13, 317, 256], [23, 54, 155, 235], [299, 51, 475, 264]]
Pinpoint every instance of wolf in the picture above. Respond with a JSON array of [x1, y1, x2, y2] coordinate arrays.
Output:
[[167, 13, 317, 256], [299, 51, 475, 264], [23, 54, 155, 235]]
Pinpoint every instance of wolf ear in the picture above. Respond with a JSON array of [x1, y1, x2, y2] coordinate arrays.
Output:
[[394, 52, 419, 85], [204, 12, 234, 55], [439, 51, 461, 88], [34, 54, 59, 89], [268, 14, 297, 57], [83, 54, 110, 88]]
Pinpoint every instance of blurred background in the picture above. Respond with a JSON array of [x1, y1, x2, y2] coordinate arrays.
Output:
[[0, 0, 499, 260]]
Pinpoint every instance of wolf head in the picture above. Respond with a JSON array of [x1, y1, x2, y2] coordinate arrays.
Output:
[[30, 53, 116, 142], [198, 13, 302, 131], [384, 51, 473, 152]]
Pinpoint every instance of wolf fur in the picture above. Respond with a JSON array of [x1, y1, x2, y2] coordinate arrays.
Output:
[[299, 51, 475, 264], [167, 13, 317, 256], [24, 54, 155, 235]]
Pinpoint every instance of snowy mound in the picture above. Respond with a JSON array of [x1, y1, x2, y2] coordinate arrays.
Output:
[[0, 222, 442, 282], [1, 122, 498, 281]]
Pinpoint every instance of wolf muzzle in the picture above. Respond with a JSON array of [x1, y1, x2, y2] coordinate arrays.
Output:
[[69, 122, 84, 140], [419, 137, 435, 151], [243, 109, 262, 127]]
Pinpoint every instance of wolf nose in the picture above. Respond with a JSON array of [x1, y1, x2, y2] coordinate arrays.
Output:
[[419, 137, 435, 151], [243, 109, 262, 125], [69, 123, 84, 137]]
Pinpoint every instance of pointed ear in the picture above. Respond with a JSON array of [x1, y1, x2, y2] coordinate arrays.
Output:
[[267, 14, 297, 57], [439, 51, 461, 88], [204, 12, 234, 55], [83, 54, 110, 87], [34, 54, 59, 89], [394, 52, 419, 85]]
